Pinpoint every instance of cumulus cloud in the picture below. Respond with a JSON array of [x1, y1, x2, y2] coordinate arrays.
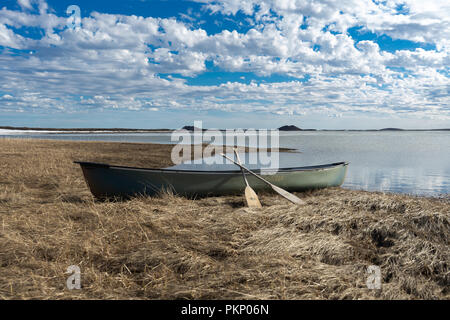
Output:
[[0, 23, 25, 48], [198, 0, 450, 45], [0, 0, 448, 122]]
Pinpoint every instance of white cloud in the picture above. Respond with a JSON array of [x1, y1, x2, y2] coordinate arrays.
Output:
[[0, 0, 448, 123], [0, 23, 25, 48], [198, 0, 450, 47], [17, 0, 33, 10]]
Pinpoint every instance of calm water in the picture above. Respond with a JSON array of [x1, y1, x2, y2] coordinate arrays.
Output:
[[2, 130, 449, 197]]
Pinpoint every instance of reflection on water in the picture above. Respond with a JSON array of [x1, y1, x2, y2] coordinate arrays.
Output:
[[344, 166, 449, 196], [2, 131, 449, 196]]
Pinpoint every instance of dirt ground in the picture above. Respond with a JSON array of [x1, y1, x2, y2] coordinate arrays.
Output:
[[0, 138, 448, 299]]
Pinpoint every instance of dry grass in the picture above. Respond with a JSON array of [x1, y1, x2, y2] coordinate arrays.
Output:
[[0, 138, 448, 300]]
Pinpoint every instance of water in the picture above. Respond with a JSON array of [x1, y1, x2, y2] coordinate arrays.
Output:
[[1, 130, 449, 197], [278, 131, 450, 197]]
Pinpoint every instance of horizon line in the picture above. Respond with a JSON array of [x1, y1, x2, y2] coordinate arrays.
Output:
[[1, 125, 450, 132]]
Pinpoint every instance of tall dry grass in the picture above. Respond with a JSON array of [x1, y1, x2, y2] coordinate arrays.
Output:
[[0, 138, 448, 299]]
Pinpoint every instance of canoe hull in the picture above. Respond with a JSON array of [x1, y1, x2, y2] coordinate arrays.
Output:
[[75, 161, 349, 199]]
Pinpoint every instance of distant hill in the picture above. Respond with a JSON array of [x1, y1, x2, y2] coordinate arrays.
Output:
[[278, 125, 302, 131], [1, 125, 448, 132], [181, 125, 206, 131], [379, 128, 404, 131]]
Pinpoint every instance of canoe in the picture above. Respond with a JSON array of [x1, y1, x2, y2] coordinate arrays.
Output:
[[75, 161, 349, 199]]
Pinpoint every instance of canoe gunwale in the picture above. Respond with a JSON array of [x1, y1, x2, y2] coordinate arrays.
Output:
[[74, 161, 349, 174]]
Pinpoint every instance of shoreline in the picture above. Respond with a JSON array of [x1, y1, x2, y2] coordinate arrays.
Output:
[[0, 136, 297, 153], [1, 137, 447, 199], [339, 186, 450, 201], [1, 126, 450, 134]]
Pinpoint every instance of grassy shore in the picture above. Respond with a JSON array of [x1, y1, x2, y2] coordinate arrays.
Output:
[[0, 138, 448, 299]]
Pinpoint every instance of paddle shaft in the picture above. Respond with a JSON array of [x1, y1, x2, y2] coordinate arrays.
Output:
[[222, 153, 278, 187], [221, 153, 304, 205], [233, 149, 249, 187]]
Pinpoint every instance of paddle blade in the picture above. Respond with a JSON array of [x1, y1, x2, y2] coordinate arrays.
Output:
[[271, 185, 305, 205], [245, 186, 262, 208]]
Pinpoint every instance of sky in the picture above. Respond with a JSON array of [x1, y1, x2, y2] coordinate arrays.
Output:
[[0, 0, 449, 129]]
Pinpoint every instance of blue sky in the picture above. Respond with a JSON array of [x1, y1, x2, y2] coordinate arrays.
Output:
[[0, 0, 449, 129]]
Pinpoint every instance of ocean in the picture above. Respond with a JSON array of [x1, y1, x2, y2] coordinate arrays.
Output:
[[1, 130, 449, 197]]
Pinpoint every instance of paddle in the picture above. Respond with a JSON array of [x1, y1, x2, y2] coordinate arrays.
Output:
[[221, 153, 305, 205], [233, 148, 262, 208]]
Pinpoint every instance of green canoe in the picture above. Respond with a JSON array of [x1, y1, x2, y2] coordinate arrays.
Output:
[[75, 161, 349, 199]]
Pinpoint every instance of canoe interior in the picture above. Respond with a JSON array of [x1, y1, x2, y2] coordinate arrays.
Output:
[[75, 161, 349, 199]]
